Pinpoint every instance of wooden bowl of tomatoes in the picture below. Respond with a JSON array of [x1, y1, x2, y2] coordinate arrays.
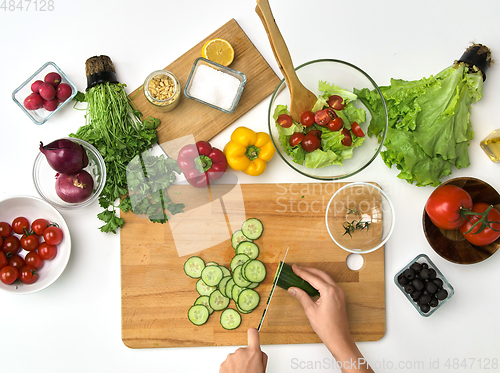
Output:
[[423, 177, 500, 264], [0, 195, 71, 294]]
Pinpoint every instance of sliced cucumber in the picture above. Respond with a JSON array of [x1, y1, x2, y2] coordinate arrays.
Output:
[[225, 278, 235, 300], [195, 295, 214, 315], [218, 276, 231, 297], [231, 284, 245, 303], [233, 265, 251, 288], [230, 253, 250, 272], [235, 241, 260, 259], [220, 308, 242, 330], [188, 305, 210, 326], [184, 256, 205, 278], [201, 265, 224, 287], [220, 266, 231, 277], [247, 282, 259, 289], [231, 230, 252, 249], [209, 289, 230, 311], [206, 261, 219, 266], [237, 289, 260, 312], [196, 278, 217, 296], [236, 303, 252, 314], [244, 260, 266, 283], [241, 218, 264, 240]]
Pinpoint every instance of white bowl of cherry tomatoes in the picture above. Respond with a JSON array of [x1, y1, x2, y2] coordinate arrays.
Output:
[[0, 195, 71, 294]]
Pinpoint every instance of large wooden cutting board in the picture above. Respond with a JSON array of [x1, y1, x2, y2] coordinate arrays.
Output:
[[121, 182, 385, 348], [129, 19, 280, 144]]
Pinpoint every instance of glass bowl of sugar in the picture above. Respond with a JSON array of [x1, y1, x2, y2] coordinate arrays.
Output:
[[184, 57, 246, 113]]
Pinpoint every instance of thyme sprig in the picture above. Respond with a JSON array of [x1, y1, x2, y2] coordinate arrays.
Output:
[[343, 204, 371, 238]]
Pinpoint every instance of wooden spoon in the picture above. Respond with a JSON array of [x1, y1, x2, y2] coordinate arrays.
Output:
[[255, 0, 317, 122]]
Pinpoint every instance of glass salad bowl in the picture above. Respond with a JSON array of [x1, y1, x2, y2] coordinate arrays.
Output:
[[268, 59, 388, 180]]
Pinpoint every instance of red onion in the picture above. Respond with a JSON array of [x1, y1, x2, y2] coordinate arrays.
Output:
[[55, 171, 94, 203], [40, 139, 89, 174]]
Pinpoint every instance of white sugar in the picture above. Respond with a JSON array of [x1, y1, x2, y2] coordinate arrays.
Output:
[[189, 64, 241, 111]]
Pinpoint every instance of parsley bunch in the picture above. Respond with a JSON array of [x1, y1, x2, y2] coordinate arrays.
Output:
[[71, 82, 183, 233]]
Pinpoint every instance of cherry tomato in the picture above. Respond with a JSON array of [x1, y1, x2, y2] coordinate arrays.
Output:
[[19, 266, 38, 285], [0, 266, 19, 285], [300, 111, 315, 127], [21, 232, 40, 252], [0, 222, 12, 238], [38, 242, 58, 260], [351, 122, 365, 137], [8, 254, 25, 270], [0, 251, 8, 270], [1, 236, 21, 256], [307, 130, 322, 139], [43, 226, 63, 245], [324, 108, 337, 120], [277, 114, 293, 128], [289, 132, 305, 147], [301, 133, 321, 152], [425, 185, 473, 230], [459, 203, 500, 246], [341, 128, 352, 146], [328, 95, 345, 110], [12, 217, 30, 235], [31, 218, 49, 236], [327, 117, 343, 132], [314, 110, 330, 126], [25, 251, 44, 270]]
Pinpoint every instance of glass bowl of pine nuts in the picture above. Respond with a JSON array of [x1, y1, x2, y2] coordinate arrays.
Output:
[[143, 70, 181, 112]]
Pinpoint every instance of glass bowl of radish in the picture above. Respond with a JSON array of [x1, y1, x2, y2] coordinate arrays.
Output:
[[12, 62, 78, 125], [268, 59, 388, 180], [33, 137, 106, 210]]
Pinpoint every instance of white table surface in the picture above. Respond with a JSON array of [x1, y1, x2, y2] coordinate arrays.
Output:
[[1, 0, 500, 372]]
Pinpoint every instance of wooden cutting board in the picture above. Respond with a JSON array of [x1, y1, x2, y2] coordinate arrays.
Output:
[[121, 182, 386, 348], [129, 19, 280, 145]]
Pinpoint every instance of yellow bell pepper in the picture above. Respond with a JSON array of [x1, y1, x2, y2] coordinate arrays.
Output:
[[223, 126, 275, 176]]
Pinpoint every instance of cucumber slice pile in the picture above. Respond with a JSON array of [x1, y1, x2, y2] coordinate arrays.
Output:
[[185, 218, 267, 329]]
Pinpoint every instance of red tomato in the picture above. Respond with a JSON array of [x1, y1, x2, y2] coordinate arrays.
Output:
[[289, 132, 305, 147], [12, 217, 30, 235], [277, 114, 293, 128], [31, 218, 49, 236], [341, 128, 352, 146], [324, 108, 337, 120], [43, 226, 63, 245], [0, 222, 12, 238], [38, 242, 58, 260], [307, 130, 322, 139], [0, 266, 19, 285], [351, 122, 365, 137], [314, 110, 330, 126], [0, 251, 8, 269], [301, 133, 321, 152], [25, 251, 44, 270], [425, 185, 473, 230], [8, 254, 25, 270], [21, 232, 40, 252], [1, 236, 21, 256], [300, 111, 315, 127], [19, 266, 38, 285], [459, 203, 500, 246], [327, 117, 343, 132], [328, 95, 345, 110]]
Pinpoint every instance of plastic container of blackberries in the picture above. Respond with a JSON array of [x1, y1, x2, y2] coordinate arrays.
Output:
[[394, 254, 454, 317]]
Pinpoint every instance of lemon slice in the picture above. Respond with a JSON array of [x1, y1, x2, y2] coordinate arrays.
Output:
[[201, 38, 235, 66]]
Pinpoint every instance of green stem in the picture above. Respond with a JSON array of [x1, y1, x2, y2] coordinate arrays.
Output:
[[245, 145, 260, 161]]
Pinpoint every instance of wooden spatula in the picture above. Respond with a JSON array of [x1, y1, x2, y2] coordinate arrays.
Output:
[[256, 0, 317, 122]]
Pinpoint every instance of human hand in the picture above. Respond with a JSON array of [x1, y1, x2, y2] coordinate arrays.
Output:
[[287, 265, 353, 357], [219, 328, 268, 373]]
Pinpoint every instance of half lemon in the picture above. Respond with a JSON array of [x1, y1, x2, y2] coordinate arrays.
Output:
[[201, 38, 235, 67]]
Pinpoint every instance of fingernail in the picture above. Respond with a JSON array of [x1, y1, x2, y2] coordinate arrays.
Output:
[[288, 288, 296, 296]]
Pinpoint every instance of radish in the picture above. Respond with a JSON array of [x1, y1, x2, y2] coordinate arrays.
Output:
[[39, 82, 56, 101], [56, 83, 72, 102], [24, 93, 44, 110], [44, 72, 61, 88], [31, 80, 44, 93], [43, 98, 59, 112]]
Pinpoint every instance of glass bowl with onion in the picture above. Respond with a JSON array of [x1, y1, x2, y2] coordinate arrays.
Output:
[[268, 59, 388, 180], [33, 137, 106, 210]]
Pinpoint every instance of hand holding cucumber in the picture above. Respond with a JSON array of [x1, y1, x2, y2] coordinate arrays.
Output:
[[288, 265, 373, 373], [219, 328, 268, 373]]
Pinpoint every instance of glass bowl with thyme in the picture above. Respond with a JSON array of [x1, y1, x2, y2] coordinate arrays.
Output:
[[325, 182, 395, 254]]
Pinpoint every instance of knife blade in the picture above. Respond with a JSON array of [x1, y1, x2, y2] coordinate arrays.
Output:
[[257, 246, 289, 332]]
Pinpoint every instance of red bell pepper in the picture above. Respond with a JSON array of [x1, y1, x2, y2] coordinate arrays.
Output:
[[177, 141, 228, 188]]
